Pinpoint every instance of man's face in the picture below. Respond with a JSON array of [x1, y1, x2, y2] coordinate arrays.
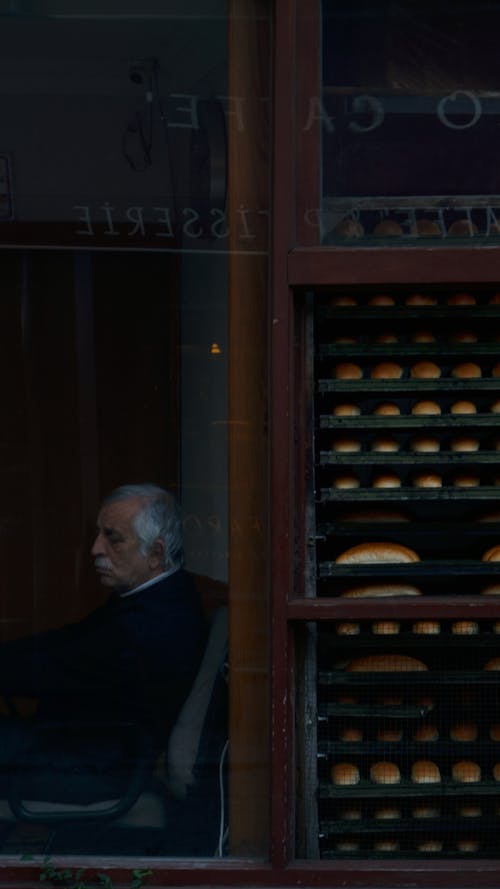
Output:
[[91, 496, 160, 591]]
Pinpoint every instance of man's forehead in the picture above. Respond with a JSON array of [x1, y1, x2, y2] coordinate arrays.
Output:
[[97, 496, 146, 528]]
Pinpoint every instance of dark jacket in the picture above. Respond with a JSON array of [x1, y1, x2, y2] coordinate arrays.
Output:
[[0, 570, 207, 803]]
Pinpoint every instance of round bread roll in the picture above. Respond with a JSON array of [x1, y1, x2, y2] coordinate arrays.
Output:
[[417, 840, 443, 852], [411, 219, 441, 238], [484, 657, 500, 670], [339, 806, 362, 820], [375, 332, 399, 344], [330, 295, 358, 306], [450, 400, 477, 414], [410, 435, 440, 453], [411, 400, 441, 415], [451, 362, 482, 379], [333, 362, 363, 380], [490, 725, 500, 740], [412, 761, 441, 783], [412, 805, 440, 819], [336, 542, 420, 564], [453, 474, 480, 487], [452, 621, 478, 635], [373, 220, 403, 237], [452, 761, 481, 783], [492, 363, 500, 377], [347, 654, 427, 672], [494, 621, 500, 632], [410, 360, 441, 379], [335, 840, 360, 851], [413, 621, 440, 634], [370, 437, 399, 453], [374, 806, 401, 819], [448, 220, 479, 237], [481, 584, 500, 596], [371, 361, 404, 379], [333, 335, 358, 344], [411, 329, 436, 343], [373, 402, 401, 415], [334, 219, 364, 239], [451, 436, 479, 452], [490, 399, 500, 413], [482, 545, 500, 562], [368, 293, 396, 305], [412, 472, 442, 488], [460, 805, 482, 818], [372, 620, 400, 634], [332, 474, 360, 489], [341, 583, 422, 598], [414, 725, 439, 742], [339, 727, 363, 742], [336, 621, 360, 635], [373, 472, 401, 488], [447, 291, 477, 304], [374, 840, 399, 852], [377, 728, 403, 742], [450, 723, 478, 742], [331, 762, 360, 785], [456, 840, 480, 853], [333, 403, 361, 416], [405, 293, 437, 305], [450, 330, 478, 343], [331, 437, 362, 453], [370, 761, 401, 784]]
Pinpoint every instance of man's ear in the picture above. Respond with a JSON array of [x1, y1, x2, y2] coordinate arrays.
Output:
[[149, 538, 166, 570]]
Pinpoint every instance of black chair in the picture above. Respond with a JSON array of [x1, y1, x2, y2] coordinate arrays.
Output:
[[3, 607, 229, 856]]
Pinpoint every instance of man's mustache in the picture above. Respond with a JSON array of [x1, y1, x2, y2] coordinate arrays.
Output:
[[94, 557, 113, 571]]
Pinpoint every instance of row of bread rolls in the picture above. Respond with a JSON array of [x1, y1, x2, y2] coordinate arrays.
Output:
[[334, 541, 500, 565], [331, 330, 493, 344], [332, 839, 482, 853], [329, 292, 500, 306], [330, 759, 500, 787], [332, 398, 500, 415], [332, 360, 500, 380], [333, 217, 498, 239], [328, 434, 490, 452], [336, 804, 485, 820], [330, 472, 500, 488], [331, 760, 500, 785], [336, 619, 493, 635], [336, 723, 500, 742]]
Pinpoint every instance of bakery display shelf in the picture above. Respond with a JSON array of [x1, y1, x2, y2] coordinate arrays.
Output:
[[318, 344, 500, 359], [319, 818, 493, 835], [319, 635, 500, 653], [318, 521, 500, 538], [318, 703, 433, 719], [319, 487, 500, 502], [319, 782, 500, 799], [318, 378, 500, 393], [320, 742, 500, 758], [318, 671, 500, 687], [319, 415, 500, 429], [319, 453, 500, 466], [317, 307, 500, 322], [318, 560, 500, 578]]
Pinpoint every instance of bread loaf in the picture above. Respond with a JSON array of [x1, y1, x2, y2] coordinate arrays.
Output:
[[373, 402, 400, 416], [412, 472, 442, 488], [450, 723, 477, 741], [447, 291, 476, 304], [333, 362, 363, 379], [373, 220, 403, 238], [453, 474, 480, 487], [450, 400, 477, 414], [333, 403, 361, 416], [451, 436, 479, 452], [411, 330, 436, 343], [448, 219, 479, 236], [341, 583, 422, 598], [452, 362, 482, 379], [368, 293, 396, 305], [336, 622, 360, 635], [482, 545, 500, 561], [374, 805, 401, 819], [332, 474, 360, 489], [411, 220, 441, 238], [414, 725, 439, 742], [331, 762, 360, 785], [334, 219, 364, 239], [376, 728, 402, 742], [336, 542, 419, 563], [412, 761, 441, 783], [372, 620, 400, 634], [411, 400, 441, 415], [405, 293, 437, 305], [370, 437, 400, 452], [347, 654, 427, 672], [339, 727, 363, 742], [330, 437, 362, 453], [371, 361, 404, 379], [375, 332, 399, 343], [330, 295, 358, 306], [410, 435, 440, 453], [370, 761, 401, 784], [410, 361, 441, 379], [452, 621, 478, 635], [412, 621, 440, 634], [452, 761, 481, 783], [450, 330, 478, 343], [373, 472, 401, 488]]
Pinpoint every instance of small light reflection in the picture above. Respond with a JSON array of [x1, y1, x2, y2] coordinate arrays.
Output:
[[210, 342, 222, 356]]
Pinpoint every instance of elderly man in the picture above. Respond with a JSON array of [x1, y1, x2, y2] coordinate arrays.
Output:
[[0, 484, 207, 807]]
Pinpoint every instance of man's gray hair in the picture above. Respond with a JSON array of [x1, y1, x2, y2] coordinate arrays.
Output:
[[103, 483, 184, 569]]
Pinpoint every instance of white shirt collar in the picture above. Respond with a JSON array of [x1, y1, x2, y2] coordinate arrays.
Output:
[[119, 565, 180, 598]]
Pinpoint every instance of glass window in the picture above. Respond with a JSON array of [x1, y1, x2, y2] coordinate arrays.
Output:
[[0, 0, 271, 861], [296, 1, 500, 246]]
